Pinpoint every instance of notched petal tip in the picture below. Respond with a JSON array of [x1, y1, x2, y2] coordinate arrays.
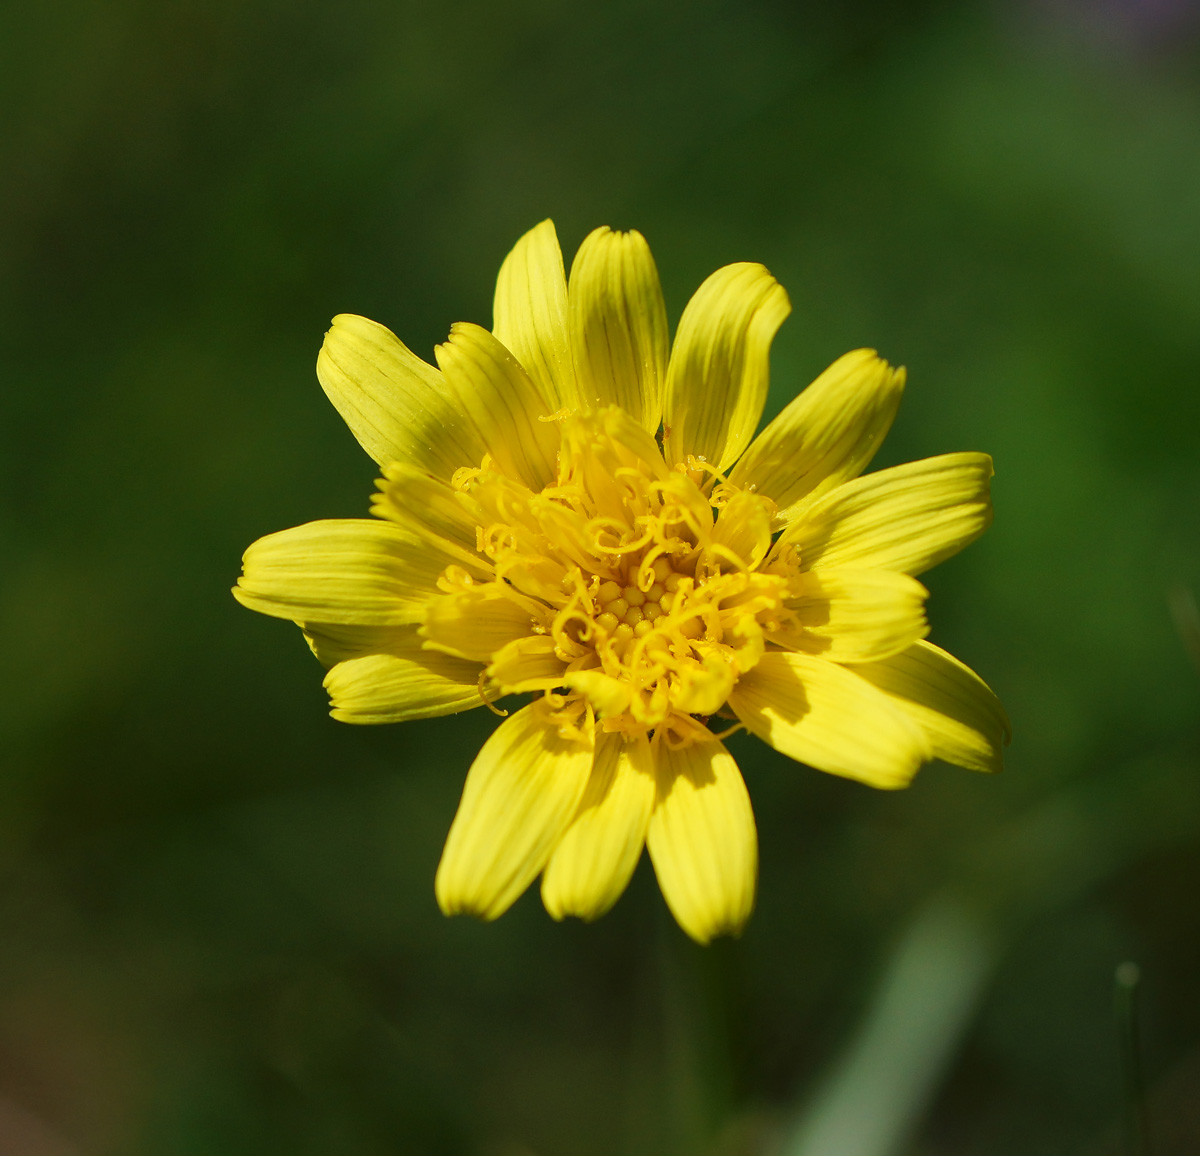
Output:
[[541, 734, 656, 923], [567, 225, 669, 433], [779, 451, 996, 577], [646, 738, 758, 944], [233, 519, 441, 626], [435, 321, 560, 491], [434, 700, 595, 922], [321, 633, 484, 725], [316, 312, 484, 478], [493, 219, 573, 411], [731, 348, 908, 525], [663, 262, 791, 473], [855, 640, 1009, 775]]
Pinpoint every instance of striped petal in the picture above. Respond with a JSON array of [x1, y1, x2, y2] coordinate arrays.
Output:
[[435, 322, 560, 491], [492, 219, 574, 411], [421, 584, 549, 662], [567, 227, 669, 432], [728, 349, 905, 527], [487, 634, 567, 693], [302, 622, 408, 667], [777, 452, 994, 576], [233, 519, 447, 625], [541, 732, 656, 921], [729, 651, 932, 789], [646, 736, 758, 944], [316, 314, 485, 476], [370, 463, 492, 579], [371, 463, 482, 553], [435, 699, 595, 921], [662, 263, 791, 473], [708, 489, 774, 572], [854, 641, 1009, 774], [775, 568, 929, 663], [322, 628, 483, 724]]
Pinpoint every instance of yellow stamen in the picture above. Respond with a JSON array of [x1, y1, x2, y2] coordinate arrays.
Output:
[[477, 672, 510, 716]]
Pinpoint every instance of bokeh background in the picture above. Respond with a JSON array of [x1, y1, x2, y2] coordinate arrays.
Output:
[[3, 1, 1200, 1153]]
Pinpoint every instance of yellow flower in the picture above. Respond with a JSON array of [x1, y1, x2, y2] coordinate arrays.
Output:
[[234, 221, 1009, 944]]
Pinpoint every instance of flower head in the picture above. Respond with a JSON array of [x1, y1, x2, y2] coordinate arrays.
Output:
[[234, 221, 1009, 943]]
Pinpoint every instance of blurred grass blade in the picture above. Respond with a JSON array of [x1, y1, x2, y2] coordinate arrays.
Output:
[[1114, 962, 1152, 1156], [784, 897, 997, 1156]]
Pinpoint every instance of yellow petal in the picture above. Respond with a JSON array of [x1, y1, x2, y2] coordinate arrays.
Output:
[[371, 463, 482, 553], [316, 314, 485, 475], [564, 669, 634, 718], [775, 568, 929, 663], [421, 584, 547, 662], [646, 736, 758, 944], [777, 452, 994, 576], [487, 634, 567, 693], [551, 407, 670, 543], [657, 469, 714, 539], [707, 489, 774, 572], [728, 651, 932, 789], [670, 653, 736, 717], [662, 263, 791, 473], [492, 219, 574, 411], [854, 640, 1009, 774], [728, 349, 905, 527], [559, 405, 670, 487], [302, 622, 407, 667], [435, 322, 560, 491], [370, 463, 492, 580], [233, 519, 446, 625], [435, 699, 595, 921], [322, 628, 483, 724], [567, 227, 669, 432], [541, 732, 656, 921], [496, 553, 572, 608]]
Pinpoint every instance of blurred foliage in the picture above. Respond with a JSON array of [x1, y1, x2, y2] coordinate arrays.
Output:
[[1, 0, 1199, 1153]]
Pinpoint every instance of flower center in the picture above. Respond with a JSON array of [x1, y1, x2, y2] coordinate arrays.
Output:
[[586, 562, 694, 655], [438, 407, 795, 744]]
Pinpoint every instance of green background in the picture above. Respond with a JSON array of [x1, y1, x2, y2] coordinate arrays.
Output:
[[2, 1, 1199, 1153]]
